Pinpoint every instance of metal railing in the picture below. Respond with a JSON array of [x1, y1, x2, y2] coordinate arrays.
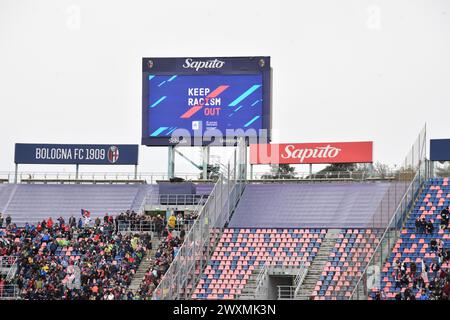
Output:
[[0, 171, 208, 184], [117, 219, 197, 233], [152, 139, 247, 300], [146, 194, 208, 207], [253, 264, 269, 299], [277, 286, 295, 300], [0, 285, 19, 300], [137, 186, 153, 214], [349, 164, 426, 299], [293, 263, 308, 297], [0, 169, 398, 185], [348, 126, 428, 300], [117, 220, 156, 233], [152, 170, 242, 299], [272, 263, 308, 300], [121, 193, 209, 234], [250, 170, 396, 181], [0, 256, 17, 269], [248, 263, 308, 300]]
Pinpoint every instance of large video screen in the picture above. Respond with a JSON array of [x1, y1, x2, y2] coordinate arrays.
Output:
[[141, 57, 271, 146], [147, 74, 263, 139]]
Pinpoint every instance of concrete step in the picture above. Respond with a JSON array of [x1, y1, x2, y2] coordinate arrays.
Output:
[[294, 229, 340, 300], [127, 236, 163, 293], [236, 268, 262, 300]]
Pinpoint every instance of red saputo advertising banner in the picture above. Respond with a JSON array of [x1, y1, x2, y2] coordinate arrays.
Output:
[[250, 141, 373, 165]]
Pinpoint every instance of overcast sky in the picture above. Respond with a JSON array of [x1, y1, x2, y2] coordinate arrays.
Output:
[[0, 0, 449, 175]]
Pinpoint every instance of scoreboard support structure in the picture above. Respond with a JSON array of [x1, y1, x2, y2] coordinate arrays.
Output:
[[168, 146, 175, 179], [14, 163, 18, 184], [168, 146, 211, 180], [202, 146, 210, 180]]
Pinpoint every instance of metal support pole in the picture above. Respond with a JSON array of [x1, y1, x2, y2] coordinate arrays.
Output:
[[245, 143, 248, 181], [168, 146, 175, 179], [14, 164, 18, 184], [134, 165, 137, 180], [242, 141, 247, 181], [233, 147, 237, 182], [227, 163, 230, 220], [431, 161, 435, 178], [219, 174, 223, 224], [202, 146, 209, 180], [250, 164, 253, 180], [309, 164, 313, 180], [75, 164, 79, 182]]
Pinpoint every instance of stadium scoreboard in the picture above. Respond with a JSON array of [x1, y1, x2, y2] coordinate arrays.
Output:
[[141, 57, 271, 146]]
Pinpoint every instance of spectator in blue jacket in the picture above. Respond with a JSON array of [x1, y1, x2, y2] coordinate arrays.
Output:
[[419, 289, 429, 300]]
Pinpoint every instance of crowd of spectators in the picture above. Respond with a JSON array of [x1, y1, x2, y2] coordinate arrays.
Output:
[[0, 214, 152, 300], [116, 210, 198, 236], [387, 257, 450, 300], [1, 208, 198, 300], [374, 206, 450, 300], [132, 229, 184, 299], [114, 211, 192, 299]]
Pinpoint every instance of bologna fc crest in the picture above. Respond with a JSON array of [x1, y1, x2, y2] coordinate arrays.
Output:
[[107, 146, 120, 164]]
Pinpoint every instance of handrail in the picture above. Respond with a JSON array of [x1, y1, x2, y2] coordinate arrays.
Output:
[[251, 170, 396, 181], [293, 262, 308, 297], [137, 188, 149, 215], [0, 256, 17, 269], [152, 172, 224, 299], [348, 125, 427, 299], [349, 165, 425, 299], [253, 263, 269, 299], [146, 194, 208, 207], [152, 144, 246, 300], [277, 285, 295, 299], [117, 219, 196, 233], [0, 169, 398, 184], [269, 262, 308, 300], [0, 284, 19, 300], [0, 171, 213, 184]]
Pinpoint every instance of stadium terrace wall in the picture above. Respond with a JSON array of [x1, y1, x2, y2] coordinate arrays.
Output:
[[228, 182, 394, 229]]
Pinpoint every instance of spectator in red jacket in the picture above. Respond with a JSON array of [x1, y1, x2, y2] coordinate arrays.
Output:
[[47, 218, 53, 229]]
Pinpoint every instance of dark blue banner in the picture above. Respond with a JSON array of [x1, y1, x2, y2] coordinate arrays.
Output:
[[142, 57, 271, 146], [430, 139, 450, 161], [142, 56, 270, 74], [15, 144, 139, 165]]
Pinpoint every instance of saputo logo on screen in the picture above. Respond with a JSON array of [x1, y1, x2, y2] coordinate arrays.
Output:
[[182, 58, 225, 71]]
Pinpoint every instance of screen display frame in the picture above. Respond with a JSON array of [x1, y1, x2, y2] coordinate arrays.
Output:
[[141, 57, 271, 146]]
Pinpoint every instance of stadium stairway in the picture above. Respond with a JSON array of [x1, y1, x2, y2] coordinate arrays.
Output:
[[295, 229, 341, 300], [192, 228, 326, 300], [237, 269, 261, 299], [313, 228, 382, 299], [128, 236, 163, 293]]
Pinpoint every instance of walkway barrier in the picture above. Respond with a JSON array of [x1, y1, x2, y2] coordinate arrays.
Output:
[[152, 139, 247, 300], [0, 285, 18, 300], [348, 125, 427, 300], [0, 169, 399, 185]]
